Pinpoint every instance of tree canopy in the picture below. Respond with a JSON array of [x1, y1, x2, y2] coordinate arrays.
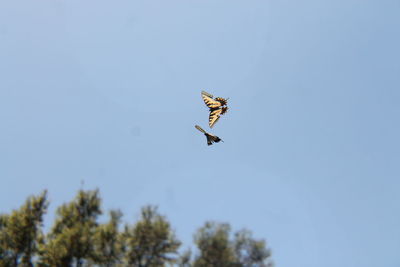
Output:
[[0, 189, 273, 267]]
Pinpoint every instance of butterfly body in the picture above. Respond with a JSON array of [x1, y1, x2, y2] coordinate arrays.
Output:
[[214, 97, 228, 107]]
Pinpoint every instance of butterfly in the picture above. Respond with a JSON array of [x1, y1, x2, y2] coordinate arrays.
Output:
[[201, 91, 229, 128], [195, 125, 223, 146]]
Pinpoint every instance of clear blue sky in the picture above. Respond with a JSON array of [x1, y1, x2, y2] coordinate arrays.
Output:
[[1, 0, 399, 266]]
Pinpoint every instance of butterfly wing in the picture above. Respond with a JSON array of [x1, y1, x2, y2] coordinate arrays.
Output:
[[212, 135, 223, 143], [205, 133, 223, 145], [209, 108, 222, 128], [201, 91, 222, 109], [205, 134, 213, 145], [195, 125, 206, 134], [201, 90, 214, 98], [195, 124, 223, 146]]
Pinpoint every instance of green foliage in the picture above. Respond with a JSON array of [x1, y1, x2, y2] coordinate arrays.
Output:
[[177, 249, 192, 267], [0, 191, 48, 267], [193, 222, 237, 267], [234, 230, 273, 267], [193, 222, 273, 267], [123, 206, 181, 266], [0, 189, 273, 267], [38, 189, 102, 267], [91, 210, 124, 267]]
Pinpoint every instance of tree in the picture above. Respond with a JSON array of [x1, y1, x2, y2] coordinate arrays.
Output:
[[234, 229, 273, 267], [0, 191, 48, 267], [0, 189, 273, 266], [193, 222, 237, 267], [193, 222, 273, 267], [38, 189, 102, 267], [123, 206, 181, 266]]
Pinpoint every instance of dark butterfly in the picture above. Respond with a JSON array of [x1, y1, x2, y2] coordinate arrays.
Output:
[[201, 91, 229, 128], [195, 125, 223, 146]]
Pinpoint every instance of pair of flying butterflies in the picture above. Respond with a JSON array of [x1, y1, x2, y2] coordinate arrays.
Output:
[[195, 91, 228, 146]]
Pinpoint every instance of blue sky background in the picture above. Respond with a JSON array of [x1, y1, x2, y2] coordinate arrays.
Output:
[[1, 0, 399, 266]]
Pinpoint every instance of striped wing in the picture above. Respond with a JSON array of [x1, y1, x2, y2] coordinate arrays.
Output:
[[209, 108, 223, 128], [208, 107, 228, 128], [205, 133, 223, 145], [201, 91, 222, 109]]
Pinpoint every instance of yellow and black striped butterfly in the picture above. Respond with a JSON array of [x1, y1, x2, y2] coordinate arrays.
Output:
[[195, 125, 223, 146], [201, 91, 228, 109], [201, 91, 229, 128]]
